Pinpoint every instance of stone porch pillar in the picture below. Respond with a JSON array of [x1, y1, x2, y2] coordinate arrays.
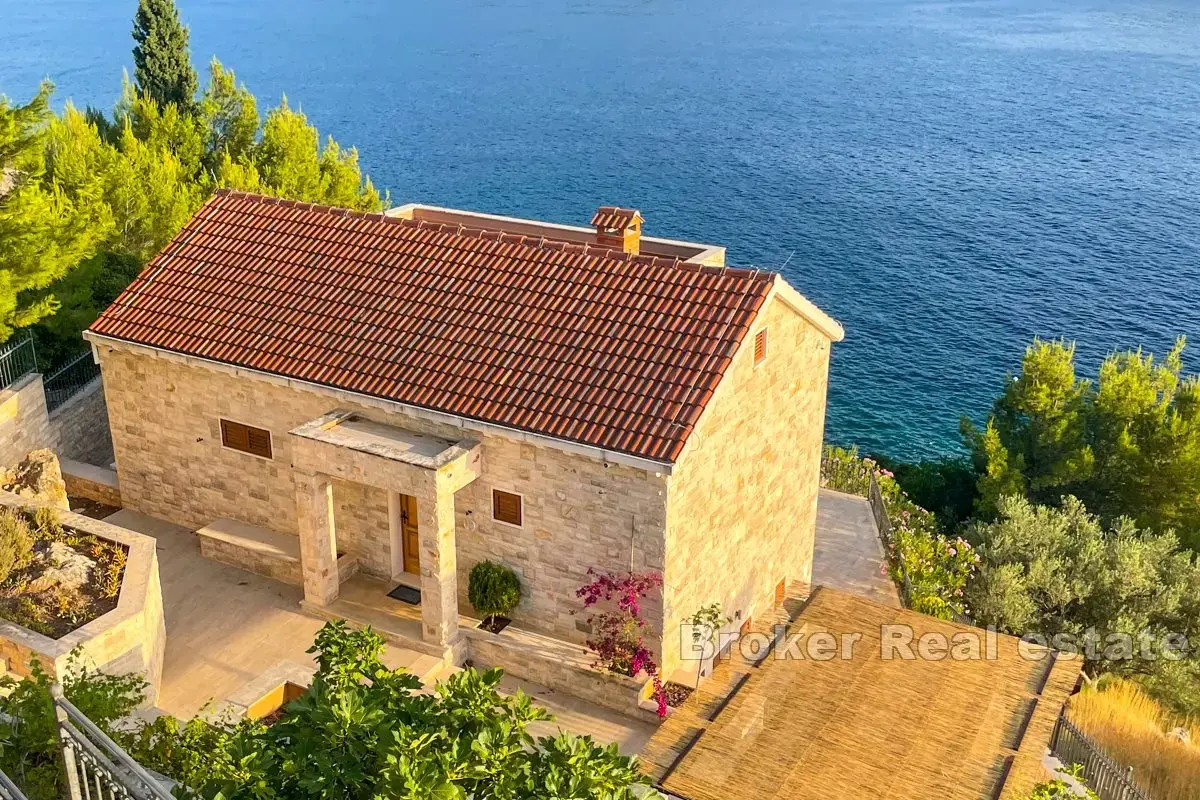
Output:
[[417, 479, 459, 647], [295, 471, 339, 606]]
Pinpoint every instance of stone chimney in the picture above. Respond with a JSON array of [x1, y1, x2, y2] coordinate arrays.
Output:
[[591, 207, 644, 256]]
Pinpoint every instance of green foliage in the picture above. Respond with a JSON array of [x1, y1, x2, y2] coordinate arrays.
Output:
[[124, 620, 658, 799], [0, 508, 34, 583], [132, 0, 198, 110], [872, 452, 979, 531], [0, 82, 109, 340], [1027, 764, 1098, 800], [468, 560, 522, 620], [0, 656, 145, 800], [821, 446, 979, 620], [17, 52, 383, 365], [966, 495, 1200, 714], [964, 337, 1200, 550]]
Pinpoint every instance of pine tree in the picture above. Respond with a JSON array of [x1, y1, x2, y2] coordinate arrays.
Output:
[[0, 84, 109, 340], [131, 0, 198, 110]]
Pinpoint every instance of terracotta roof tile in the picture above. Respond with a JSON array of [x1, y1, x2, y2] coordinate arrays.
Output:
[[590, 206, 644, 231], [89, 191, 774, 463]]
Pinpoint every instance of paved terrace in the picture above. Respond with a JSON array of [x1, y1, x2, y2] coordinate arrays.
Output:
[[813, 489, 901, 607], [102, 510, 652, 754]]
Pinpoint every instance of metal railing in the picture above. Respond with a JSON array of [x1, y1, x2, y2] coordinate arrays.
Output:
[[44, 351, 101, 412], [1050, 712, 1150, 800], [52, 685, 174, 800], [0, 335, 37, 392], [0, 769, 29, 800]]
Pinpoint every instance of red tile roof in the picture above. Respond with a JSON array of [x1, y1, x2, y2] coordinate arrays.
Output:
[[590, 206, 644, 231], [89, 191, 775, 463]]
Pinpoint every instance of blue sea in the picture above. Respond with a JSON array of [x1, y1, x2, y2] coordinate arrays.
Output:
[[2, 0, 1198, 460]]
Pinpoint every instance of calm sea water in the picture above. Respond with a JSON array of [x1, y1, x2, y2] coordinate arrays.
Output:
[[3, 0, 1199, 460]]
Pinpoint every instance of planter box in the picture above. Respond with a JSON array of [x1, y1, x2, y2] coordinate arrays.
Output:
[[0, 492, 165, 705], [463, 621, 659, 723]]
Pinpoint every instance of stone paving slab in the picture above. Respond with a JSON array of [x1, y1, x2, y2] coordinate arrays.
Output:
[[812, 489, 902, 607]]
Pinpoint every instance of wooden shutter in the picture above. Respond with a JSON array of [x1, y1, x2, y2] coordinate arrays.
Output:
[[754, 329, 768, 365], [492, 489, 523, 526], [221, 419, 273, 459]]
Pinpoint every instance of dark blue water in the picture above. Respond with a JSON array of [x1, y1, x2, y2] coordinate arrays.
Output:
[[4, 0, 1199, 460]]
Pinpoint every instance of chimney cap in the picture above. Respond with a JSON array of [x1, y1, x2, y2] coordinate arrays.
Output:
[[591, 206, 644, 232]]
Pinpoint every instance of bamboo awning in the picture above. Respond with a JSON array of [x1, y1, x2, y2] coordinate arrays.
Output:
[[640, 586, 1079, 800]]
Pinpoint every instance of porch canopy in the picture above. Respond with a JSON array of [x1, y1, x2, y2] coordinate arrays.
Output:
[[289, 410, 480, 647]]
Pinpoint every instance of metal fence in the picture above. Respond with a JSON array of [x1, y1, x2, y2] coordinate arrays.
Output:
[[867, 472, 913, 607], [0, 335, 37, 392], [44, 351, 101, 412], [52, 686, 174, 800], [0, 769, 29, 800], [1050, 712, 1150, 800]]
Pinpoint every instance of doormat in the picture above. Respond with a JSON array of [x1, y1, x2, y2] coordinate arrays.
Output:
[[388, 584, 421, 605]]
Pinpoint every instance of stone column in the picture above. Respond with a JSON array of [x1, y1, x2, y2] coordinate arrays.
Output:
[[296, 471, 339, 606], [418, 477, 459, 647]]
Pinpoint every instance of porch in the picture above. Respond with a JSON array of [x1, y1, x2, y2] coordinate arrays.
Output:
[[288, 410, 481, 653]]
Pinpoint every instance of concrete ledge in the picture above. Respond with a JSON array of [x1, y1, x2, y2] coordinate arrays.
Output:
[[61, 459, 121, 507], [464, 622, 658, 724], [197, 518, 357, 586], [0, 491, 165, 705]]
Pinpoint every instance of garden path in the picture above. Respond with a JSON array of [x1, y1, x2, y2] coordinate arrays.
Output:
[[812, 489, 902, 608]]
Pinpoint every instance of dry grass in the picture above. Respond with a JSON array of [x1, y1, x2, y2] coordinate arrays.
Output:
[[1067, 678, 1200, 800]]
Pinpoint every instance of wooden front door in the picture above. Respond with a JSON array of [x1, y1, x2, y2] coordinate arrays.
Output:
[[400, 494, 420, 574]]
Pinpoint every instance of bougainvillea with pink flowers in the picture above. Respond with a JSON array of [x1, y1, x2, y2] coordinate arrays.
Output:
[[575, 569, 668, 717]]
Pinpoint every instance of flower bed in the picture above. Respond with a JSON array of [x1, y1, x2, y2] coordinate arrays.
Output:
[[822, 446, 978, 620], [0, 506, 128, 638], [0, 491, 164, 704]]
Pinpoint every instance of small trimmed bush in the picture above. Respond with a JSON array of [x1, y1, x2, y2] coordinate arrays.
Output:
[[468, 561, 521, 623], [0, 509, 34, 584]]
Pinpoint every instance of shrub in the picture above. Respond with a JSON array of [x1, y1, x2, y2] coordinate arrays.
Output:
[[575, 569, 668, 717], [468, 560, 522, 622], [821, 446, 978, 620], [1027, 764, 1098, 800], [125, 620, 660, 799], [1066, 678, 1199, 800], [0, 509, 35, 584], [0, 656, 145, 800]]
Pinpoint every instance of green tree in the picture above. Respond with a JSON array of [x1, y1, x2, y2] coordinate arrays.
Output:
[[0, 659, 146, 800], [0, 84, 108, 340], [964, 338, 1200, 550], [966, 495, 1200, 714], [125, 621, 657, 800], [131, 0, 198, 110]]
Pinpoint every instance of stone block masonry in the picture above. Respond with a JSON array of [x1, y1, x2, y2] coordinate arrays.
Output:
[[96, 343, 669, 646], [0, 373, 116, 472]]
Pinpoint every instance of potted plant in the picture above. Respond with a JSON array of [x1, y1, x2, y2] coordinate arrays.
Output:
[[468, 560, 521, 634]]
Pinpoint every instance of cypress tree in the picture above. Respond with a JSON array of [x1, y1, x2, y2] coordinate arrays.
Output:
[[131, 0, 198, 110]]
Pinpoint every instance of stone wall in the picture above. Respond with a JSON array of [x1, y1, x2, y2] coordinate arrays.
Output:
[[660, 294, 831, 677], [96, 344, 669, 644], [0, 374, 54, 467], [49, 377, 114, 467], [466, 624, 657, 723], [0, 373, 115, 472]]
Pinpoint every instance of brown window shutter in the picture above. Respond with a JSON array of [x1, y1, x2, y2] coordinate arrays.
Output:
[[221, 419, 272, 459], [754, 329, 768, 365], [492, 489, 523, 526]]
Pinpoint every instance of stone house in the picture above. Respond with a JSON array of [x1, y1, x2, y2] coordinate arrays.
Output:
[[84, 191, 843, 679]]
